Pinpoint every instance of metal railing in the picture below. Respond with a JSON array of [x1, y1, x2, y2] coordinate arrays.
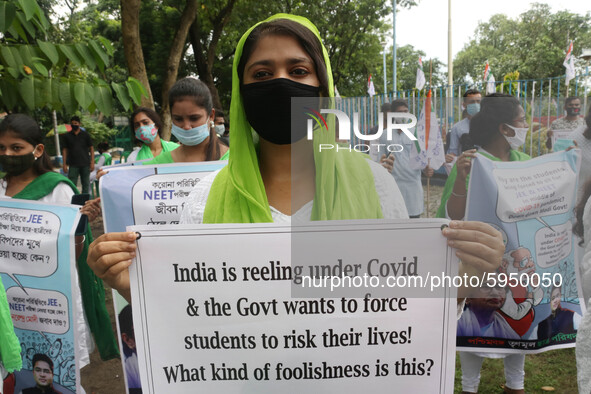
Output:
[[336, 69, 590, 158]]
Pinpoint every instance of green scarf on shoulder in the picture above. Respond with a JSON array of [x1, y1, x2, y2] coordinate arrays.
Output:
[[0, 275, 21, 372], [13, 172, 119, 360], [137, 139, 179, 161], [203, 14, 382, 223]]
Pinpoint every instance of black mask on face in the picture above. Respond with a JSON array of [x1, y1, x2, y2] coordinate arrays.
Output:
[[0, 152, 36, 176], [241, 78, 320, 145], [71, 124, 79, 131], [566, 107, 580, 116]]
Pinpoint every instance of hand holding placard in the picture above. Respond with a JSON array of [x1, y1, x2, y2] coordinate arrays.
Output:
[[87, 231, 138, 302]]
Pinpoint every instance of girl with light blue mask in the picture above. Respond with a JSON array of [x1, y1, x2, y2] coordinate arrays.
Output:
[[144, 78, 229, 165]]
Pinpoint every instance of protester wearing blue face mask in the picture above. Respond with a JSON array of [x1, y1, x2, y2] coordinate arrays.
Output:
[[446, 89, 482, 160], [144, 78, 229, 165]]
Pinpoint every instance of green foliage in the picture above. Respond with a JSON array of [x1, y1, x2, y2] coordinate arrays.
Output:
[[453, 4, 591, 88], [190, 0, 420, 106], [136, 0, 189, 106], [394, 45, 445, 93], [502, 70, 520, 95], [0, 0, 147, 115], [303, 0, 393, 96], [80, 114, 118, 146], [62, 0, 421, 113]]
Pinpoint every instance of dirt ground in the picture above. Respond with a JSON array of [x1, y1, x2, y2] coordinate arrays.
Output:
[[78, 181, 445, 393], [80, 216, 126, 394]]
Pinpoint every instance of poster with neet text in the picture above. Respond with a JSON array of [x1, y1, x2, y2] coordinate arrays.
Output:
[[99, 161, 226, 394]]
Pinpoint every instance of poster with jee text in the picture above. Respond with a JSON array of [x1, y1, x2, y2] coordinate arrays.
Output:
[[0, 199, 81, 393]]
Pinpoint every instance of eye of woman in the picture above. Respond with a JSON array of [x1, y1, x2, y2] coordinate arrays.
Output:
[[291, 67, 310, 76], [514, 116, 526, 124], [253, 70, 272, 80], [0, 144, 23, 153]]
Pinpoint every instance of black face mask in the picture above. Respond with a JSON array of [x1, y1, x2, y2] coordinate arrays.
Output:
[[71, 124, 79, 131], [566, 107, 580, 116], [0, 153, 36, 176], [241, 78, 320, 145]]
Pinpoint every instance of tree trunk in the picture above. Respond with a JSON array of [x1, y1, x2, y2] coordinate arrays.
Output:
[[190, 0, 237, 112], [160, 0, 199, 141], [189, 22, 223, 111], [120, 0, 154, 109]]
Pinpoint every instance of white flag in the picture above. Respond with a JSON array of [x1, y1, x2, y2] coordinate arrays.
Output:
[[334, 85, 341, 98], [483, 61, 496, 94], [409, 94, 445, 171], [486, 74, 496, 95], [564, 41, 575, 85], [367, 75, 375, 97], [416, 57, 426, 90], [334, 85, 342, 104]]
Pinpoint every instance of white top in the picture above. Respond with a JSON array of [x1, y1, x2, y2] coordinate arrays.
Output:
[[0, 177, 93, 373], [448, 118, 471, 156], [126, 147, 141, 163], [0, 180, 74, 203], [371, 131, 424, 216], [180, 158, 409, 224], [573, 126, 591, 204]]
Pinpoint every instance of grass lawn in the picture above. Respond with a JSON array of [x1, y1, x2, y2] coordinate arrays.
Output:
[[426, 184, 578, 393], [453, 348, 577, 393]]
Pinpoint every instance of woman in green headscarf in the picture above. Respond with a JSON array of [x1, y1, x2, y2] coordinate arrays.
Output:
[[87, 14, 505, 302], [181, 13, 407, 223]]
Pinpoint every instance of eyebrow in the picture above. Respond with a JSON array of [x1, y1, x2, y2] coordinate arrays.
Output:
[[246, 57, 313, 71], [171, 113, 203, 118]]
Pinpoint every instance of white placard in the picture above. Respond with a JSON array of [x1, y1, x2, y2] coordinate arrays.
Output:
[[129, 220, 459, 393]]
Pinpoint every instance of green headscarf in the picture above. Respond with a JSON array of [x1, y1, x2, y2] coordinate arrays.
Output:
[[203, 14, 382, 223]]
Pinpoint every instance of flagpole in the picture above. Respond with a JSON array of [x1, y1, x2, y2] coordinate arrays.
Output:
[[447, 0, 453, 134], [529, 81, 536, 157], [393, 0, 397, 95], [383, 46, 387, 96], [427, 159, 431, 218], [426, 60, 433, 218]]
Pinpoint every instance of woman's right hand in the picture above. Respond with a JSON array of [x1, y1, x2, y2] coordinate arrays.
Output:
[[96, 169, 109, 180], [87, 232, 138, 302], [455, 149, 477, 181], [81, 197, 102, 222], [380, 153, 394, 173]]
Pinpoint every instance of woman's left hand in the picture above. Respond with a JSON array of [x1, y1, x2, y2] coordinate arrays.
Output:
[[442, 220, 504, 300], [442, 220, 504, 274], [81, 197, 102, 222]]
